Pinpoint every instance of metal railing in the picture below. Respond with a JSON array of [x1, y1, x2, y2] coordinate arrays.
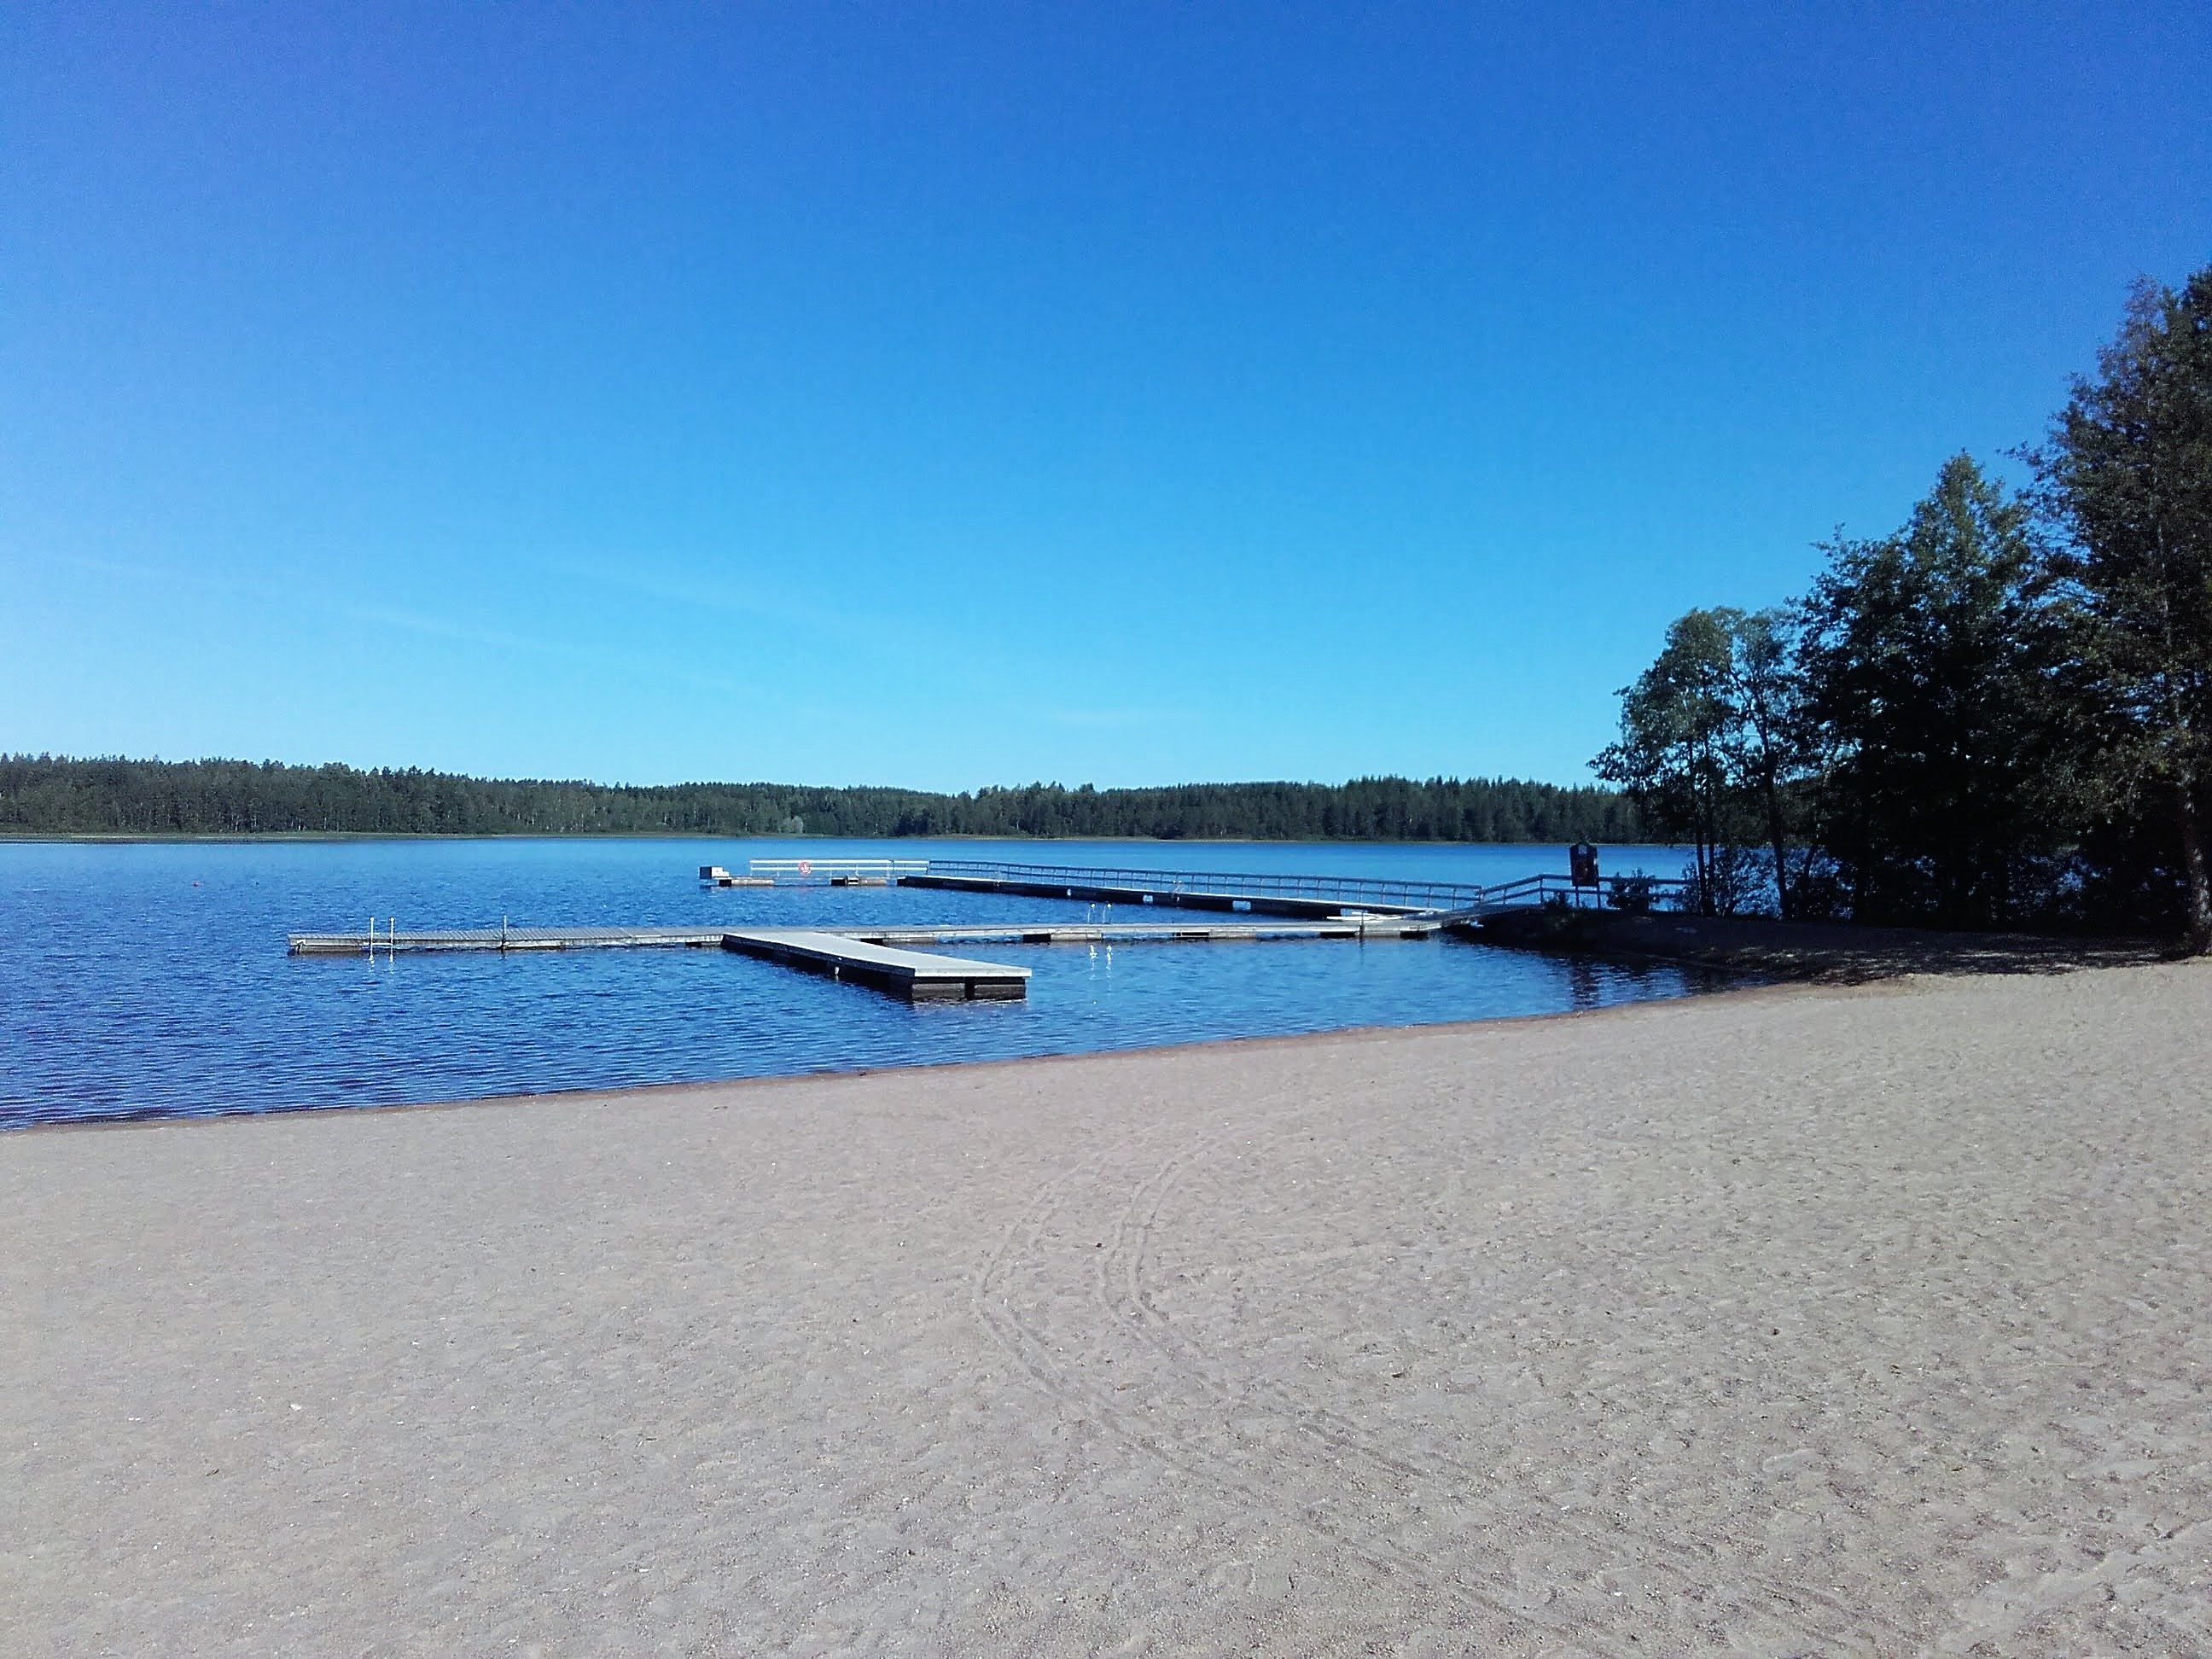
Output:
[[1448, 871, 1697, 915], [912, 858, 1486, 912], [911, 859, 1693, 916]]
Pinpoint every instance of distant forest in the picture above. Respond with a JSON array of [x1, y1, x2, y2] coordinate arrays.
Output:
[[0, 754, 1641, 843]]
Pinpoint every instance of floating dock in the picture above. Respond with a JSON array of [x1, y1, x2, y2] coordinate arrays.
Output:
[[288, 861, 1689, 1006], [288, 924, 728, 954], [283, 917, 1441, 1003], [719, 929, 1027, 1001]]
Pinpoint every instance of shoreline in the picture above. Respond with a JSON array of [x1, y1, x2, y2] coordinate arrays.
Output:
[[15, 967, 1819, 1139], [9, 957, 2207, 1652], [19, 914, 2155, 1140]]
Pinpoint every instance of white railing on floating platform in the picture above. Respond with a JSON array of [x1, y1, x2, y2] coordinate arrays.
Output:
[[743, 859, 930, 883]]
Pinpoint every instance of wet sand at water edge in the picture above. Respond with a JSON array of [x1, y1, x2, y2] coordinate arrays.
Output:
[[4, 959, 2209, 1655]]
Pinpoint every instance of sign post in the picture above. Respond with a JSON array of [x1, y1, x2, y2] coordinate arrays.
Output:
[[1569, 842, 1600, 903]]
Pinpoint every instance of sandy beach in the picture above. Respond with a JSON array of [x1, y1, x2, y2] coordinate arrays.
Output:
[[6, 962, 2209, 1656]]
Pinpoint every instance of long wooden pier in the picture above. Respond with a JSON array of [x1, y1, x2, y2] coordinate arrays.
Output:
[[899, 869, 1439, 918], [848, 917, 1440, 943], [703, 855, 1691, 918], [288, 925, 728, 954], [883, 860, 1692, 919]]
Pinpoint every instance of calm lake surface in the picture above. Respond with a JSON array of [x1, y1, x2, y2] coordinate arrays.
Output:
[[1, 838, 1714, 1128]]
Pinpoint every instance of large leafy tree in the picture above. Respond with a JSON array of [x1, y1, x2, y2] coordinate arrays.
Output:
[[1593, 609, 1735, 910], [1594, 607, 1809, 915], [1713, 606, 1809, 917], [2030, 267, 2212, 952], [1796, 454, 2081, 928]]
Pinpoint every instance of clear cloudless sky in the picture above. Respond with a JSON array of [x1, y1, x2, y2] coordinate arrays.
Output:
[[3, 2, 2207, 791]]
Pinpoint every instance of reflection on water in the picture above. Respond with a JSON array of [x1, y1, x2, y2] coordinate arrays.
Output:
[[0, 837, 1728, 1127], [1566, 954, 1609, 1012]]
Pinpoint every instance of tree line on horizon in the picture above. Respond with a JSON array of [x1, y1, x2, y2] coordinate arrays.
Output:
[[1598, 263, 2212, 952], [0, 755, 1641, 845]]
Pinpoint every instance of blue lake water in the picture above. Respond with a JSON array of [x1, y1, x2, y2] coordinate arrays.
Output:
[[0, 838, 1712, 1128]]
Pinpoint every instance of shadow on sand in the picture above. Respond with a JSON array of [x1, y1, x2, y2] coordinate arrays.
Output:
[[1477, 908, 2168, 984]]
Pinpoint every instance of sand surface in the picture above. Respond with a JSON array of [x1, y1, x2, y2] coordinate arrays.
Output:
[[5, 963, 2209, 1656]]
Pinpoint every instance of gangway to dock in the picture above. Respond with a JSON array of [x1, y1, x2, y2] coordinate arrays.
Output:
[[897, 859, 1480, 918], [698, 856, 1678, 917], [892, 860, 1685, 920]]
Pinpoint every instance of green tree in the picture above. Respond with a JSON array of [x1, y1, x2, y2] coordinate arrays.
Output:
[[1594, 607, 1811, 915], [1595, 610, 1737, 908], [1796, 454, 2080, 928], [2030, 267, 2212, 953], [1712, 606, 1810, 917]]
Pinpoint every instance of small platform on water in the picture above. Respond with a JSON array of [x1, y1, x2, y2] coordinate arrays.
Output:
[[720, 930, 1027, 1000]]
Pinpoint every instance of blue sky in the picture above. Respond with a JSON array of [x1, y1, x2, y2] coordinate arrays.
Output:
[[3, 3, 2206, 791]]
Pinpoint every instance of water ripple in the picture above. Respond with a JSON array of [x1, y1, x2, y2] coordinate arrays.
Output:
[[0, 837, 1720, 1127]]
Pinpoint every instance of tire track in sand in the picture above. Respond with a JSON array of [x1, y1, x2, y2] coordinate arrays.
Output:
[[977, 1113, 1906, 1655], [1101, 1125, 1917, 1651], [972, 1124, 1597, 1654]]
